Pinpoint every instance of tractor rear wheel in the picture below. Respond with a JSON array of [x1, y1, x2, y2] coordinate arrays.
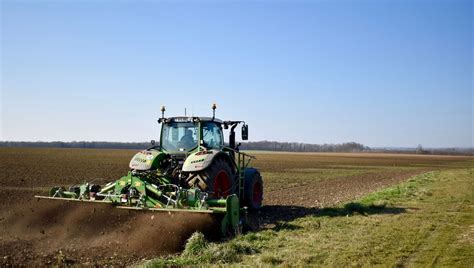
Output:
[[197, 158, 236, 198], [244, 171, 263, 210]]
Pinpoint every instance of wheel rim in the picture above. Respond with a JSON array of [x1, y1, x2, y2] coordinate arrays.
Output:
[[252, 181, 263, 206], [214, 170, 231, 198]]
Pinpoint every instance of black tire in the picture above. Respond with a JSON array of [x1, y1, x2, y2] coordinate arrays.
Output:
[[196, 158, 236, 198], [244, 170, 263, 210]]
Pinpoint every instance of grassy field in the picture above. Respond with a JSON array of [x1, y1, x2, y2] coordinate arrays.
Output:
[[145, 165, 474, 266]]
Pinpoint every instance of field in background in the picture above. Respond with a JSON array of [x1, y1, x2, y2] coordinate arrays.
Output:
[[0, 147, 472, 265]]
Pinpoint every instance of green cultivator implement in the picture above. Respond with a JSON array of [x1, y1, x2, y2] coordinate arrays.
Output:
[[35, 105, 263, 236]]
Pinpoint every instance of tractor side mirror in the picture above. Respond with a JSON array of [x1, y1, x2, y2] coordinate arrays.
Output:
[[241, 124, 249, 140], [151, 140, 156, 146]]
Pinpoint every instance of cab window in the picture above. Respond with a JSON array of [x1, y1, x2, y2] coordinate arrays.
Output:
[[202, 122, 223, 149]]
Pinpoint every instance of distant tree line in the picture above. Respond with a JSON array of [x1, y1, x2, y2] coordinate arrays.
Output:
[[0, 140, 368, 152], [0, 141, 149, 150], [239, 141, 369, 152], [370, 146, 474, 156], [0, 141, 472, 155]]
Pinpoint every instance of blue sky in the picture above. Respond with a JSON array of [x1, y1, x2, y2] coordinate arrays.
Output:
[[1, 0, 472, 147]]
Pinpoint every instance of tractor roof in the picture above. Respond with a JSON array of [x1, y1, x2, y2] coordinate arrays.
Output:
[[165, 116, 223, 124]]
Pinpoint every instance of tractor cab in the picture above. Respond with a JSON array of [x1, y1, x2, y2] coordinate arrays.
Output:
[[160, 117, 224, 153], [157, 104, 248, 155]]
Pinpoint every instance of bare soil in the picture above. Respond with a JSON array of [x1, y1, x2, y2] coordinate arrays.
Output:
[[0, 148, 470, 266], [0, 198, 216, 266], [264, 168, 431, 207], [250, 168, 432, 230]]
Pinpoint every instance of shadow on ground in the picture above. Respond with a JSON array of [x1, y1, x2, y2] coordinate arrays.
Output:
[[247, 202, 406, 231]]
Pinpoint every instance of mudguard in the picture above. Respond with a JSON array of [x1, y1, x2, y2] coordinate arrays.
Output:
[[182, 149, 226, 172], [129, 149, 167, 171]]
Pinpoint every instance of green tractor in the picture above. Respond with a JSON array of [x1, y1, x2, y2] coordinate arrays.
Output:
[[36, 105, 263, 235]]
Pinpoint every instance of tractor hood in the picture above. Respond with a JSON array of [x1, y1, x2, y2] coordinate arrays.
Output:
[[129, 149, 167, 171]]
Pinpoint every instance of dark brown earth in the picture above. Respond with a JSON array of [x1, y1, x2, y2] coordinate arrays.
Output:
[[0, 148, 471, 266], [264, 168, 432, 207], [251, 168, 432, 230], [0, 199, 216, 266]]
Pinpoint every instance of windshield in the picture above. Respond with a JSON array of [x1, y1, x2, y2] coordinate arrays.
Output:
[[161, 122, 198, 152]]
